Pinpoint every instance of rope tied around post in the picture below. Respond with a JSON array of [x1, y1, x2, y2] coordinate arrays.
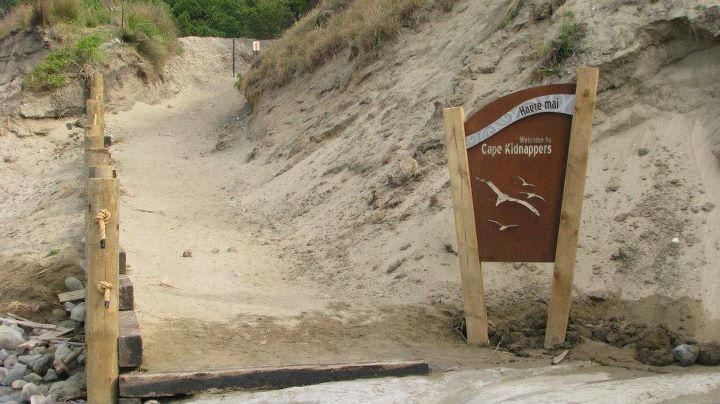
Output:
[[94, 209, 111, 249], [97, 281, 113, 308]]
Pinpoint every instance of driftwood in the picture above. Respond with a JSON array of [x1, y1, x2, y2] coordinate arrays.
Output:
[[0, 316, 57, 330], [119, 361, 430, 398]]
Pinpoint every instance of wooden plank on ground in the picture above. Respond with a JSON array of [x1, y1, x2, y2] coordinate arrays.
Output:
[[442, 107, 489, 346], [119, 310, 143, 368], [544, 66, 600, 348], [58, 289, 85, 303], [0, 317, 57, 330], [119, 361, 429, 398], [119, 275, 134, 311], [18, 328, 72, 349]]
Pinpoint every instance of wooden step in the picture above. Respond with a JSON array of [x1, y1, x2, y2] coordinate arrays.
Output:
[[119, 275, 134, 311], [57, 274, 134, 311], [119, 247, 127, 274], [119, 310, 143, 368], [119, 361, 429, 398]]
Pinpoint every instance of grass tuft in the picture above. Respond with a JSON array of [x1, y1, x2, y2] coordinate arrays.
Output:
[[530, 11, 585, 82], [0, 3, 34, 37], [120, 1, 177, 70]]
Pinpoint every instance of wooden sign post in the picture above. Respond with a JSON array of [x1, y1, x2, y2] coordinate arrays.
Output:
[[443, 66, 599, 348]]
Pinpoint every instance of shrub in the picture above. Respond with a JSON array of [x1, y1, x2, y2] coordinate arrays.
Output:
[[242, 0, 457, 105], [531, 12, 586, 81], [25, 32, 105, 88]]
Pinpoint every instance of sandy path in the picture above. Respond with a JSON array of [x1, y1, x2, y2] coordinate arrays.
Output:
[[106, 44, 329, 370]]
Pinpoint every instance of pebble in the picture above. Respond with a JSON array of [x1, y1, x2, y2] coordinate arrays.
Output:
[[4, 355, 18, 368], [11, 379, 26, 389], [64, 277, 84, 291], [701, 202, 715, 212], [63, 302, 76, 312], [23, 373, 43, 383], [42, 369, 58, 383], [2, 363, 27, 385], [0, 349, 8, 361], [0, 326, 26, 350], [21, 382, 48, 401], [673, 344, 700, 366], [70, 303, 86, 322], [30, 395, 48, 404], [48, 372, 85, 397], [211, 248, 220, 253], [31, 354, 53, 376], [18, 355, 41, 366], [606, 177, 621, 192], [182, 249, 193, 257], [637, 148, 649, 156], [227, 247, 238, 253]]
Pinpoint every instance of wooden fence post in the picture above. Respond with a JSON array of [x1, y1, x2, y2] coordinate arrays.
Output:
[[90, 72, 104, 102], [86, 99, 105, 130], [442, 107, 489, 345], [86, 177, 120, 403], [544, 66, 599, 348]]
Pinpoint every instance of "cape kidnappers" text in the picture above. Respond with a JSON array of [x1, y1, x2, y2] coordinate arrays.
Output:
[[481, 142, 552, 157]]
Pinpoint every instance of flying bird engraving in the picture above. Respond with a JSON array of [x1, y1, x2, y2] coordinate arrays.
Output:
[[476, 178, 541, 217], [517, 176, 535, 187], [489, 220, 519, 231], [519, 192, 545, 201]]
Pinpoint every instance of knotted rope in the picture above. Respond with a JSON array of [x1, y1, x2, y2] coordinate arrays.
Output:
[[97, 281, 112, 308], [94, 209, 111, 248]]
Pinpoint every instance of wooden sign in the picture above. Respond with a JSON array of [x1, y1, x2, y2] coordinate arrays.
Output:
[[252, 40, 261, 52], [464, 84, 575, 262], [442, 67, 599, 347]]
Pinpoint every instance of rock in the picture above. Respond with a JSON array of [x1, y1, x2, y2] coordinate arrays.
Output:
[[606, 177, 621, 192], [182, 249, 192, 257], [701, 202, 715, 212], [18, 355, 41, 366], [65, 122, 73, 130], [30, 395, 48, 404], [28, 347, 46, 355], [21, 382, 48, 401], [637, 148, 649, 156], [144, 400, 162, 404], [673, 344, 700, 366], [4, 355, 18, 368], [635, 325, 674, 366], [76, 353, 85, 365], [56, 320, 78, 330], [42, 369, 58, 383], [0, 349, 8, 361], [64, 277, 83, 291], [387, 157, 422, 187], [2, 363, 27, 386], [697, 342, 720, 366], [50, 309, 67, 321], [31, 355, 53, 376], [11, 379, 26, 389], [23, 373, 42, 383], [0, 326, 26, 350], [70, 303, 86, 322], [63, 302, 76, 312], [227, 247, 238, 253], [48, 372, 85, 398], [53, 344, 72, 371], [211, 248, 220, 254]]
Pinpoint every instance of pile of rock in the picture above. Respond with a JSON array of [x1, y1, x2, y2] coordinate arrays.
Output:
[[0, 276, 89, 403], [0, 324, 86, 403]]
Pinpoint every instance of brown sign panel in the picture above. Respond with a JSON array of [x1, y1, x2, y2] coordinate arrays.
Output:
[[464, 84, 576, 262]]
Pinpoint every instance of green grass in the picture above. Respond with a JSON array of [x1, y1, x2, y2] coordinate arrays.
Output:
[[530, 12, 586, 82], [46, 248, 60, 257], [24, 32, 105, 89]]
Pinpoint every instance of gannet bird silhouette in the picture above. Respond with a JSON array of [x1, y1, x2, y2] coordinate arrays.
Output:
[[488, 219, 518, 231], [516, 176, 535, 187], [519, 191, 545, 201], [476, 177, 541, 217]]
